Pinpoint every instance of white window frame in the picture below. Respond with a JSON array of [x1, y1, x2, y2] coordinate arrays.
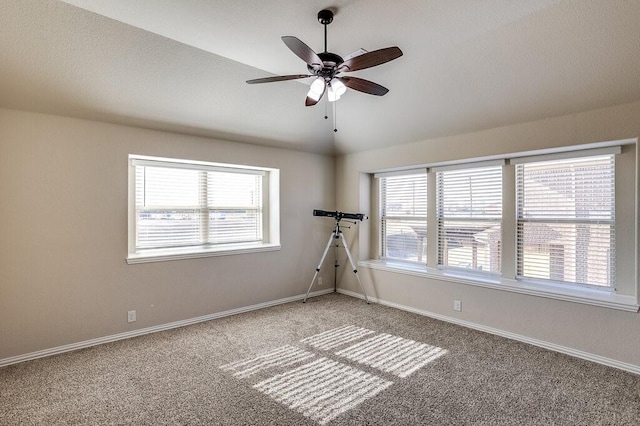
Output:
[[434, 161, 504, 275], [127, 155, 280, 264], [376, 169, 428, 264], [514, 151, 617, 289]]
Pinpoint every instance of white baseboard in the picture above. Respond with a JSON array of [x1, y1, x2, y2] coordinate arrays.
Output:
[[0, 288, 335, 368], [337, 288, 640, 376]]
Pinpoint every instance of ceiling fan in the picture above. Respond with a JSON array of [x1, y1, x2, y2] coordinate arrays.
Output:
[[246, 9, 403, 106]]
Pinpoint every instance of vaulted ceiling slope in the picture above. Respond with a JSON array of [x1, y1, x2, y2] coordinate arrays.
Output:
[[1, 1, 640, 154]]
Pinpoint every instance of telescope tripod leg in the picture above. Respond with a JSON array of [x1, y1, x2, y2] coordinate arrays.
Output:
[[339, 232, 370, 304], [303, 230, 337, 303]]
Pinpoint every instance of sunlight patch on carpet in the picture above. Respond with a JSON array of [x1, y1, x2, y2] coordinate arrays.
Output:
[[253, 357, 393, 425], [219, 345, 314, 378], [300, 325, 376, 350], [335, 333, 448, 378], [220, 326, 448, 423]]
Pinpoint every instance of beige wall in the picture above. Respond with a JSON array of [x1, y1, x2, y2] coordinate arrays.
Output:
[[0, 109, 336, 360], [335, 101, 640, 368], [3, 101, 639, 369]]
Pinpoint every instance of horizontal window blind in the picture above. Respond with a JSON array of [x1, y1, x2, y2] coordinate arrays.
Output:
[[516, 154, 615, 287], [437, 165, 502, 273], [134, 163, 262, 250], [207, 171, 263, 244], [379, 172, 428, 263]]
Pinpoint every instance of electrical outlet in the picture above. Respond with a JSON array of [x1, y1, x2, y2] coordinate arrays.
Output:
[[318, 276, 323, 286], [453, 300, 462, 312], [127, 310, 136, 323]]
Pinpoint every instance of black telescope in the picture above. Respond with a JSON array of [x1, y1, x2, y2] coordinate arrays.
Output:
[[313, 209, 367, 221]]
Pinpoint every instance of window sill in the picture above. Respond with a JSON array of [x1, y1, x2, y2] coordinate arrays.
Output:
[[358, 259, 639, 312], [127, 243, 281, 264]]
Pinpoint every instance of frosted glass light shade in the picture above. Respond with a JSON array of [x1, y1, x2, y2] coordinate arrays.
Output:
[[327, 79, 347, 102], [307, 78, 325, 101]]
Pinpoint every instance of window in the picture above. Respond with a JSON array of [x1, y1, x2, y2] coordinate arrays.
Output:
[[128, 155, 279, 263], [366, 142, 633, 310], [516, 154, 615, 288], [378, 171, 428, 262], [436, 163, 503, 273]]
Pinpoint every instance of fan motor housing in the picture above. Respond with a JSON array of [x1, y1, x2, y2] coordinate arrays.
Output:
[[308, 51, 344, 78]]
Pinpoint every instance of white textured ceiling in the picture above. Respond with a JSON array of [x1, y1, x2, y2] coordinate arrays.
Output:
[[1, 1, 640, 154]]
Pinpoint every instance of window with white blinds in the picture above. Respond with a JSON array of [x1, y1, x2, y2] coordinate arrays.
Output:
[[516, 154, 615, 288], [378, 171, 428, 262], [436, 164, 502, 273], [129, 156, 275, 260]]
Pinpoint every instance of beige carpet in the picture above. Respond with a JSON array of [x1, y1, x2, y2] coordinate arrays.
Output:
[[1, 293, 639, 425]]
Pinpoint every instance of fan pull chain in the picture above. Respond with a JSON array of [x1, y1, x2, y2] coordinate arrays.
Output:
[[333, 101, 338, 132], [324, 99, 328, 120]]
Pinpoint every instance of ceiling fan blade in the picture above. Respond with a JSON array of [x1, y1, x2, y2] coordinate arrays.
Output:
[[340, 46, 403, 72], [246, 74, 312, 84], [338, 76, 389, 96], [281, 36, 323, 67]]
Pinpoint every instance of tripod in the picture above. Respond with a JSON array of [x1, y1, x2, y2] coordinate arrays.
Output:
[[303, 217, 370, 304]]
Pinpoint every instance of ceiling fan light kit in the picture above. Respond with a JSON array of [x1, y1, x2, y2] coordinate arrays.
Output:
[[247, 9, 403, 107]]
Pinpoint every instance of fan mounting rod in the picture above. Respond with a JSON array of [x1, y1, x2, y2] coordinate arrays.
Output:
[[307, 9, 343, 80], [318, 9, 333, 53]]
